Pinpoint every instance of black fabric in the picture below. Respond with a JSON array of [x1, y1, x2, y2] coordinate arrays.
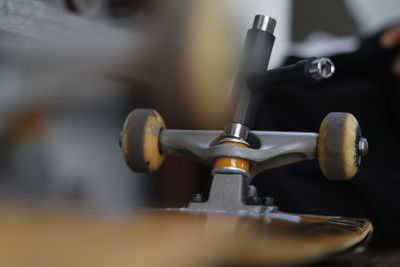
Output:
[[253, 33, 400, 246]]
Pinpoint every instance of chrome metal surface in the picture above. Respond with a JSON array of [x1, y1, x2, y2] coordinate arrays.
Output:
[[252, 15, 276, 34], [223, 122, 249, 140], [358, 137, 369, 157], [308, 58, 335, 80], [248, 185, 257, 197], [218, 137, 249, 146]]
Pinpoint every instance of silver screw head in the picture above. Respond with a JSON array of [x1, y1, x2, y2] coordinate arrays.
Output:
[[308, 58, 335, 80], [191, 193, 204, 203], [358, 138, 369, 157], [248, 185, 258, 197]]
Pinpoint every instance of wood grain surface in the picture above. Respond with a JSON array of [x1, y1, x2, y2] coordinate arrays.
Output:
[[0, 205, 372, 267]]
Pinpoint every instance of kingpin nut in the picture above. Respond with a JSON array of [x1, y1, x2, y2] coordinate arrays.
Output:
[[308, 58, 335, 80]]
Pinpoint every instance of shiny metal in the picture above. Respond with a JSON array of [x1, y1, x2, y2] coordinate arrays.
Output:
[[212, 167, 250, 178], [223, 122, 249, 140], [218, 137, 249, 147], [191, 193, 204, 203], [248, 185, 258, 197], [358, 137, 369, 157], [308, 58, 335, 80], [252, 15, 276, 34]]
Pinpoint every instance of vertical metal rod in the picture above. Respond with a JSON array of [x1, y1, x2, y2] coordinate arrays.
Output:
[[229, 15, 276, 132]]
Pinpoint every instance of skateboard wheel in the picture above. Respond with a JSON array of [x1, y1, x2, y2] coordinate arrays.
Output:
[[120, 109, 166, 172], [318, 112, 364, 181]]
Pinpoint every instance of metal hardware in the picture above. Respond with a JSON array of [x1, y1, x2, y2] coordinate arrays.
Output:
[[223, 122, 249, 140], [160, 129, 317, 178], [248, 57, 336, 91], [187, 15, 279, 214], [119, 15, 368, 215], [248, 185, 257, 197], [165, 15, 325, 215], [252, 15, 276, 34], [358, 138, 369, 157], [191, 193, 204, 203], [218, 137, 249, 147], [308, 58, 335, 80], [231, 14, 276, 128], [188, 174, 277, 213]]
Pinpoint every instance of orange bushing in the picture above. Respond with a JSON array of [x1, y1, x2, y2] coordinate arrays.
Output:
[[214, 141, 250, 171]]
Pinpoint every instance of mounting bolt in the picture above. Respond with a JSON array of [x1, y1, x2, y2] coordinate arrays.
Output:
[[308, 58, 335, 80], [248, 185, 258, 197], [191, 193, 204, 203], [358, 138, 368, 157], [262, 197, 274, 206], [247, 196, 262, 205]]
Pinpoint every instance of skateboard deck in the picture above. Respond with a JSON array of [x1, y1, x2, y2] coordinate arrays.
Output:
[[0, 206, 372, 267]]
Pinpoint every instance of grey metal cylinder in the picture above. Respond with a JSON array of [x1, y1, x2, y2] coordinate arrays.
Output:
[[230, 14, 276, 128], [252, 15, 276, 34], [224, 122, 249, 140]]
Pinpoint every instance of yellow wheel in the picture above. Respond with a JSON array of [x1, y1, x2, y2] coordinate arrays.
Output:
[[318, 113, 368, 181], [120, 109, 166, 172]]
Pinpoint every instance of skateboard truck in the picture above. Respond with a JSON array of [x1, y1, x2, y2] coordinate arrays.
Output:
[[120, 15, 368, 214]]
